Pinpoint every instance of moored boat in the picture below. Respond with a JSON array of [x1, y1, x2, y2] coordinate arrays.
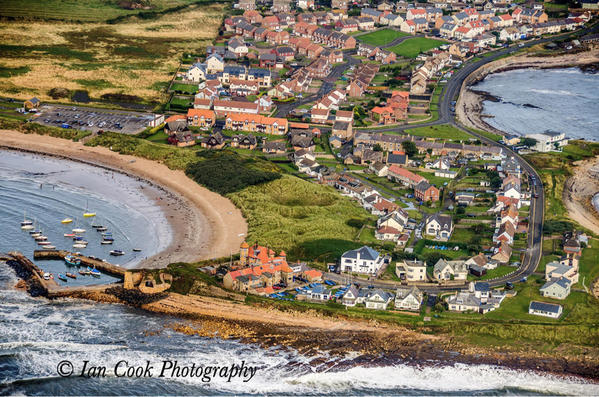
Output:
[[21, 212, 34, 229], [64, 255, 81, 266], [73, 243, 87, 249], [37, 241, 52, 246], [109, 250, 124, 256], [101, 240, 113, 245], [57, 274, 68, 282], [72, 228, 86, 233], [66, 272, 77, 279], [42, 245, 56, 249], [34, 236, 48, 241], [79, 269, 91, 276], [61, 218, 73, 224], [96, 227, 107, 232], [133, 248, 142, 252], [90, 268, 101, 277], [64, 233, 75, 237]]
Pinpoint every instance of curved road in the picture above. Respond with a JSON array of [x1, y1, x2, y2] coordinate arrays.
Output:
[[321, 25, 599, 293]]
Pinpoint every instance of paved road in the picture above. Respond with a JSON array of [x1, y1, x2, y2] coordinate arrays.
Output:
[[317, 30, 599, 292], [379, 34, 424, 49]]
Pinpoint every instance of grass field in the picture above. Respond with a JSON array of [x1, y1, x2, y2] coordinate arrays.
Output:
[[388, 37, 446, 58], [0, 0, 205, 22], [406, 124, 473, 141], [357, 29, 409, 46], [0, 3, 224, 105]]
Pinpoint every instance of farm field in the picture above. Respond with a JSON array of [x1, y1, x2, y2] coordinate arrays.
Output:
[[0, 0, 203, 22], [388, 37, 446, 58], [357, 29, 409, 46], [0, 2, 224, 106]]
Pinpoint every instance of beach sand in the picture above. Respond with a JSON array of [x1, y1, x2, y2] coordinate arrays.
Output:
[[563, 156, 599, 235], [0, 129, 247, 268]]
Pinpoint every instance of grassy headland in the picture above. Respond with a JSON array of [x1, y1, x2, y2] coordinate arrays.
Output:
[[0, 2, 225, 106]]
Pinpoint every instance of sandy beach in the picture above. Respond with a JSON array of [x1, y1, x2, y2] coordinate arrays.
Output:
[[563, 156, 599, 234], [457, 49, 599, 133], [0, 129, 247, 267]]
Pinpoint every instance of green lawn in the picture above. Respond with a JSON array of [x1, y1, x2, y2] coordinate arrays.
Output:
[[145, 130, 169, 144], [579, 238, 599, 289], [358, 29, 409, 46], [171, 82, 198, 94], [388, 38, 446, 58], [405, 124, 472, 141], [467, 265, 515, 281]]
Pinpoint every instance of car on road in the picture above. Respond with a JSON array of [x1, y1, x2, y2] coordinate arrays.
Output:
[[505, 282, 514, 290], [533, 193, 539, 198]]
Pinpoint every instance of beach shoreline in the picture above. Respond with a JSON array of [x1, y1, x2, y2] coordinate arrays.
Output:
[[0, 129, 247, 268], [563, 156, 599, 235], [456, 49, 599, 135]]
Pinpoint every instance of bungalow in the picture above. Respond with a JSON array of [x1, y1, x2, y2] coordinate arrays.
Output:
[[424, 213, 454, 241], [375, 225, 402, 242], [529, 301, 562, 319], [263, 140, 287, 154], [201, 131, 226, 150], [340, 246, 385, 275], [395, 286, 423, 311], [231, 134, 258, 150], [225, 112, 288, 135]]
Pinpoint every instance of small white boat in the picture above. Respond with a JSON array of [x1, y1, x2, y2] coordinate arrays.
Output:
[[73, 243, 87, 249], [21, 224, 34, 230], [31, 232, 42, 238], [37, 241, 52, 246], [109, 250, 124, 256], [43, 245, 56, 249], [101, 240, 113, 245], [34, 236, 48, 241], [61, 218, 73, 224], [21, 211, 33, 227], [72, 228, 86, 233]]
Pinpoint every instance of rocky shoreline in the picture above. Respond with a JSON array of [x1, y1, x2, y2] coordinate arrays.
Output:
[[456, 49, 599, 134]]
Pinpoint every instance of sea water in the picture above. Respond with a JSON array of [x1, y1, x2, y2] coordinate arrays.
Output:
[[474, 67, 599, 140], [1, 150, 598, 395]]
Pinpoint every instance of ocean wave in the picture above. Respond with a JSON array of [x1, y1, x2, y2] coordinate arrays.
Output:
[[529, 88, 580, 97]]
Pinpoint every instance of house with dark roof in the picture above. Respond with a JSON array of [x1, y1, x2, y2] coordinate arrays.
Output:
[[424, 213, 454, 241], [529, 301, 562, 318], [540, 277, 571, 300], [340, 246, 385, 274]]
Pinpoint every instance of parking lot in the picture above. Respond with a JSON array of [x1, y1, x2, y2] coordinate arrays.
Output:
[[33, 105, 162, 135]]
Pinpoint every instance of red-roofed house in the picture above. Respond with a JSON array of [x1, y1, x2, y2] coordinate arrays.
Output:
[[387, 165, 426, 187]]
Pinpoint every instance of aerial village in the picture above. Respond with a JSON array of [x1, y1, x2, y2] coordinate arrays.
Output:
[[156, 0, 594, 319]]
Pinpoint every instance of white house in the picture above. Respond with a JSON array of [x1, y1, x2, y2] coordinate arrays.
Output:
[[340, 246, 385, 274], [529, 301, 562, 318], [540, 277, 571, 300], [525, 131, 569, 152], [424, 213, 454, 241], [433, 259, 468, 281], [186, 63, 207, 82], [395, 260, 427, 282], [364, 289, 395, 310], [395, 286, 423, 311]]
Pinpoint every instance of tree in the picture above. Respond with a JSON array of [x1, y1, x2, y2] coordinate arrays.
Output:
[[402, 141, 417, 157], [521, 137, 538, 148], [373, 143, 383, 152]]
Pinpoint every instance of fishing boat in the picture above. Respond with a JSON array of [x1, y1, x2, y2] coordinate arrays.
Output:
[[78, 269, 90, 276], [73, 243, 87, 249], [64, 233, 75, 237], [101, 240, 113, 245], [109, 250, 124, 256], [66, 272, 77, 279], [61, 218, 73, 224], [57, 274, 68, 282], [90, 268, 101, 277], [64, 255, 81, 266]]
